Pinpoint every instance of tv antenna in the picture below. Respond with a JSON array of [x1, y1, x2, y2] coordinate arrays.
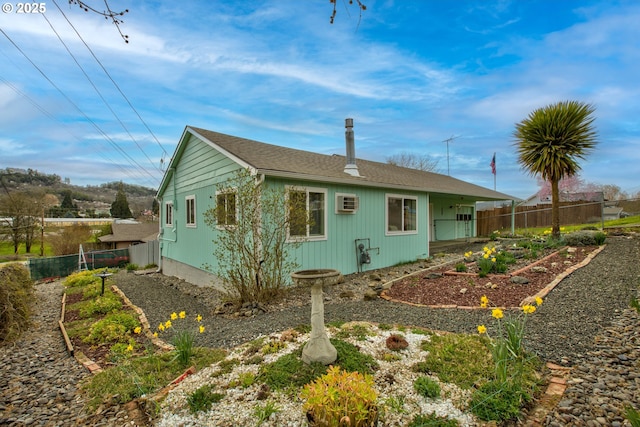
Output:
[[443, 135, 460, 175]]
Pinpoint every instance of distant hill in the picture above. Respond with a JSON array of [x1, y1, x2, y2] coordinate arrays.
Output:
[[0, 168, 157, 217]]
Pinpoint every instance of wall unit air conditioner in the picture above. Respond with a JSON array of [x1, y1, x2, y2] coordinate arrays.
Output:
[[337, 194, 359, 213]]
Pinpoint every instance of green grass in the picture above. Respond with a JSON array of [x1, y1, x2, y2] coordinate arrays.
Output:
[[81, 347, 227, 411], [0, 241, 54, 261], [605, 214, 640, 227], [414, 334, 493, 389], [510, 214, 640, 236]]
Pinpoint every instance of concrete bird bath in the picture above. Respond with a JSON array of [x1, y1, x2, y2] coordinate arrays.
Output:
[[291, 269, 343, 365]]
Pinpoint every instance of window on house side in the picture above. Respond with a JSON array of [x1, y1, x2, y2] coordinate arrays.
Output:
[[165, 202, 173, 227], [387, 195, 417, 234], [186, 196, 196, 227], [215, 192, 236, 226], [287, 187, 326, 239]]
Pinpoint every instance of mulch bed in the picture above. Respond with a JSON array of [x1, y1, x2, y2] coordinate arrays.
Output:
[[382, 246, 599, 308]]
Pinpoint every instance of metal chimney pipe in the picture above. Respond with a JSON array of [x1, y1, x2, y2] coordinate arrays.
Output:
[[344, 118, 360, 176]]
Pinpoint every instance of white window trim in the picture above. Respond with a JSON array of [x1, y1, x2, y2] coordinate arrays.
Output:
[[185, 195, 196, 228], [164, 201, 173, 227], [215, 189, 238, 229], [385, 193, 418, 236], [286, 185, 328, 242]]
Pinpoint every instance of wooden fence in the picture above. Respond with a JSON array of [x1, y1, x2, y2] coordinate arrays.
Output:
[[477, 201, 602, 236]]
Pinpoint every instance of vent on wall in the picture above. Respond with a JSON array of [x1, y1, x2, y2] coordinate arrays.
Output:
[[336, 194, 359, 213]]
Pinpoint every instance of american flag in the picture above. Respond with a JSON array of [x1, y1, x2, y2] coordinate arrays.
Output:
[[490, 153, 496, 175]]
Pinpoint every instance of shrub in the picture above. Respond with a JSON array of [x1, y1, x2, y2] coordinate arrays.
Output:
[[594, 231, 606, 245], [470, 379, 529, 422], [563, 230, 602, 246], [385, 334, 409, 351], [187, 384, 224, 414], [84, 311, 140, 344], [79, 292, 122, 318], [254, 401, 280, 424], [301, 365, 378, 427], [0, 264, 34, 342], [64, 269, 102, 288], [455, 262, 467, 272], [125, 263, 138, 271], [409, 413, 459, 427], [413, 376, 440, 399]]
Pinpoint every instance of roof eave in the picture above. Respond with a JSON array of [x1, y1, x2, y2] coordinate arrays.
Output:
[[258, 169, 518, 201]]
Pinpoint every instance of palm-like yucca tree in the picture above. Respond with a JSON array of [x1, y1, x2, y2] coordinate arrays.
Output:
[[514, 100, 598, 239]]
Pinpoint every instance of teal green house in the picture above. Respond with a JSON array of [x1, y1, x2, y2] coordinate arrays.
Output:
[[156, 121, 516, 288]]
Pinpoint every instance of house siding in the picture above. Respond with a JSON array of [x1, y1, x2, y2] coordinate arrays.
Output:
[[269, 178, 429, 276], [159, 133, 242, 286]]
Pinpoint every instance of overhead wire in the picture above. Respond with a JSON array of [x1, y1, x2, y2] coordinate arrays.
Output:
[[0, 74, 142, 182], [0, 27, 160, 186], [40, 11, 162, 176], [52, 0, 169, 162]]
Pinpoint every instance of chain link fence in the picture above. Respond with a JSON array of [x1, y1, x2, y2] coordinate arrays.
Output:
[[28, 248, 129, 281]]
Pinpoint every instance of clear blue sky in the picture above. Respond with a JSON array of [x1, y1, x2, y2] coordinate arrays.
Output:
[[1, 0, 638, 199]]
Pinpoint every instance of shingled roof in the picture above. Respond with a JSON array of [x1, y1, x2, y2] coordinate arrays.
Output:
[[160, 126, 516, 201], [98, 222, 159, 244]]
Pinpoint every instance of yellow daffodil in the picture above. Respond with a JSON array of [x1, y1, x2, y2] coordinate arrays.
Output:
[[480, 295, 489, 304], [158, 323, 165, 331], [199, 325, 205, 334], [491, 257, 496, 263], [483, 246, 489, 252], [196, 314, 203, 322], [491, 308, 504, 319], [165, 320, 172, 328], [170, 312, 178, 320], [126, 344, 133, 352], [153, 332, 158, 338], [491, 247, 497, 253], [179, 311, 186, 319], [522, 305, 536, 314], [133, 326, 142, 334], [535, 296, 543, 306], [477, 325, 487, 334], [480, 301, 488, 308], [483, 253, 489, 259]]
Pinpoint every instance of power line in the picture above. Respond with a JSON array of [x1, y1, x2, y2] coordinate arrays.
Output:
[[0, 75, 148, 183], [0, 28, 160, 185], [41, 11, 162, 176], [52, 0, 169, 160]]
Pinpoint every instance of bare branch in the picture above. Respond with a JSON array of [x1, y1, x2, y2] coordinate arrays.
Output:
[[330, 0, 367, 25], [68, 0, 129, 43]]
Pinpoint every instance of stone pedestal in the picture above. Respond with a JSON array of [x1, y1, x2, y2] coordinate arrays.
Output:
[[290, 269, 342, 365], [302, 282, 337, 365]]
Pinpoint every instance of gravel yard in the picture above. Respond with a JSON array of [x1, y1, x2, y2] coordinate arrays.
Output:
[[114, 235, 639, 366]]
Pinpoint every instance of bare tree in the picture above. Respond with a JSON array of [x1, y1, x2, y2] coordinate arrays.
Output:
[[386, 152, 441, 173], [0, 191, 44, 254], [203, 169, 308, 305], [49, 224, 92, 256]]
